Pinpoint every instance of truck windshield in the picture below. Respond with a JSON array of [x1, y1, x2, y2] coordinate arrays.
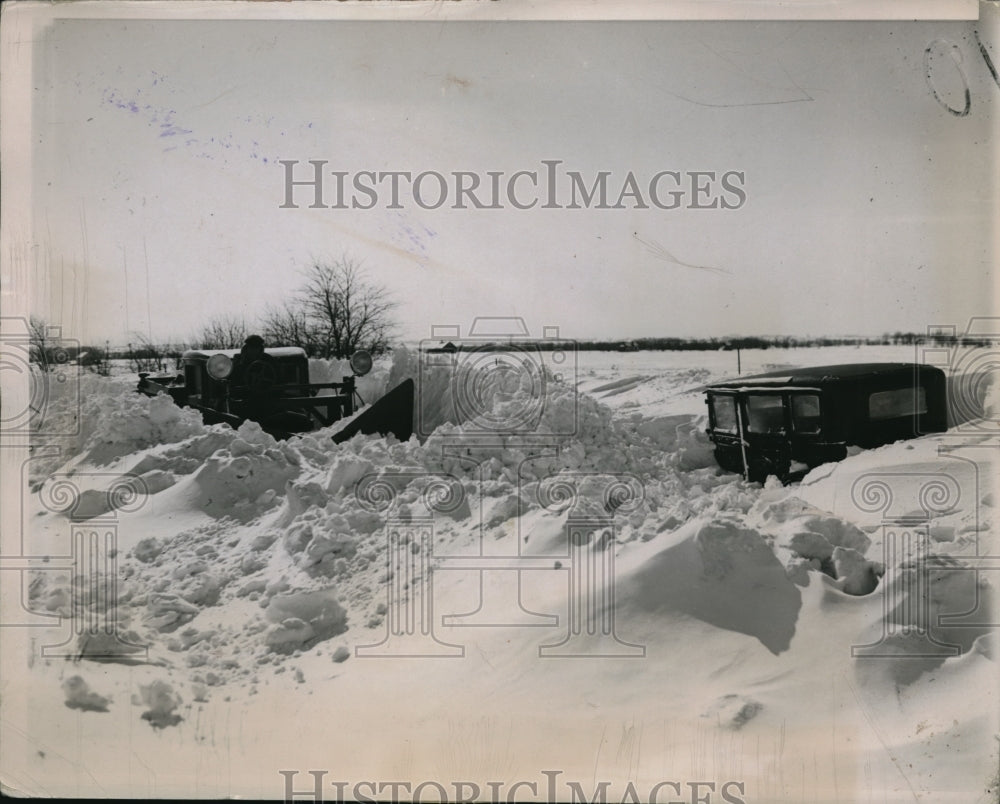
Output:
[[745, 395, 786, 433], [710, 395, 738, 433], [791, 394, 821, 433]]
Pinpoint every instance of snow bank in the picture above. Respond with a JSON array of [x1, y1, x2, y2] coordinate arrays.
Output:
[[754, 496, 882, 594], [17, 345, 997, 796], [621, 518, 802, 655], [28, 349, 757, 691], [263, 589, 348, 653], [188, 422, 301, 519], [83, 384, 209, 465]]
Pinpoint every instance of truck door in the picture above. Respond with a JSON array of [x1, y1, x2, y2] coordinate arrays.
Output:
[[788, 391, 845, 467], [707, 391, 749, 477], [788, 391, 821, 465], [742, 392, 792, 481]]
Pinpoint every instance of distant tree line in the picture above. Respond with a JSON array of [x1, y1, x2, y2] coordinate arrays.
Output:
[[30, 287, 997, 378], [451, 332, 998, 352]]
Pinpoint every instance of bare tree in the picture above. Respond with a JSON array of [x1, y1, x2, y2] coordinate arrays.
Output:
[[28, 315, 52, 366], [194, 315, 250, 350], [306, 258, 397, 358], [128, 332, 166, 373], [265, 257, 398, 359], [260, 301, 317, 355]]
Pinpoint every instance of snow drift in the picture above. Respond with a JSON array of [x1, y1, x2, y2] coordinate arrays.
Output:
[[8, 345, 998, 801]]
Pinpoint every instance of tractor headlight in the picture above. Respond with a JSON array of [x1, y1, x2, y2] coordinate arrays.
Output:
[[206, 353, 234, 380], [350, 350, 373, 377]]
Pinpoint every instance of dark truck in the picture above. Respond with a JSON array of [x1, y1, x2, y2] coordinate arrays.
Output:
[[704, 363, 948, 483], [137, 337, 414, 443]]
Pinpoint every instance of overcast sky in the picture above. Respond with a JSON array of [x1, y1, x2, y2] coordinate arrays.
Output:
[[23, 12, 999, 345]]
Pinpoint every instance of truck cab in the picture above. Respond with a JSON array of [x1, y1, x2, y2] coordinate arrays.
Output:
[[705, 363, 947, 483]]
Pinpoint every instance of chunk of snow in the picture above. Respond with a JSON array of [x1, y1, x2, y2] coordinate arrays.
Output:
[[62, 676, 111, 713]]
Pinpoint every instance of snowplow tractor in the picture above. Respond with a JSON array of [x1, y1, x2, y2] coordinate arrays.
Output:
[[137, 337, 414, 442]]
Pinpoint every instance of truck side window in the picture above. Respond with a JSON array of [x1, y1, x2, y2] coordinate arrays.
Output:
[[710, 395, 737, 433], [746, 395, 786, 433], [791, 394, 821, 433], [868, 387, 927, 420]]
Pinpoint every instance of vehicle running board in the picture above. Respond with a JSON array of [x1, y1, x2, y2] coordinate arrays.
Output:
[[331, 379, 415, 445]]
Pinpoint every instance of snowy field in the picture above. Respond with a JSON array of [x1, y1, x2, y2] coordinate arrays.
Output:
[[1, 345, 997, 802]]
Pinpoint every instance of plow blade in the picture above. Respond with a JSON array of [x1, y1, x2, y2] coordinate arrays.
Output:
[[331, 379, 415, 445]]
